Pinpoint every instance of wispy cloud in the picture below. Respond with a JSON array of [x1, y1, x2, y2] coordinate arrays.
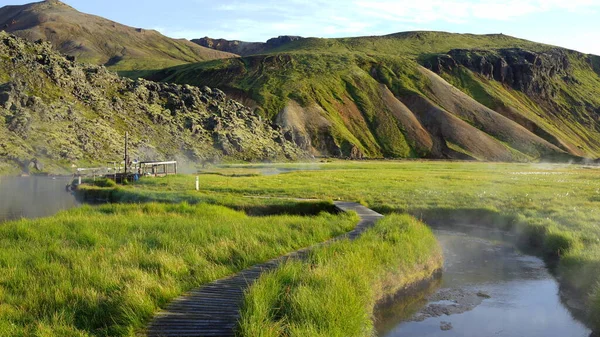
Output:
[[148, 0, 600, 54], [354, 0, 598, 22]]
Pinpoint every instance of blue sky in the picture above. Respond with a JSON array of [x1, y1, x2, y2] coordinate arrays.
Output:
[[5, 0, 600, 55]]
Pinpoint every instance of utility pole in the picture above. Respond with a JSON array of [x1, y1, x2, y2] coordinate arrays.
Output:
[[124, 132, 129, 180]]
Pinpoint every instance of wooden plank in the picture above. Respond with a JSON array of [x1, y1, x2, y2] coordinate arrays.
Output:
[[145, 201, 383, 337]]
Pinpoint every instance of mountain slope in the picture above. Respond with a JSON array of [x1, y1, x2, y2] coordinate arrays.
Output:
[[0, 0, 237, 72], [144, 32, 600, 161], [192, 36, 304, 56], [0, 32, 302, 174]]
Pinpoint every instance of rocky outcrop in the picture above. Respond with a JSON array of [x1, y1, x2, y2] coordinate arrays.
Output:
[[590, 55, 600, 77], [192, 36, 304, 56], [192, 37, 264, 56], [427, 48, 572, 98], [0, 32, 304, 172], [265, 35, 303, 48]]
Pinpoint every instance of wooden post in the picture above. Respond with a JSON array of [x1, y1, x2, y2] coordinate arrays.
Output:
[[196, 176, 199, 191], [175, 162, 178, 175], [124, 132, 129, 181]]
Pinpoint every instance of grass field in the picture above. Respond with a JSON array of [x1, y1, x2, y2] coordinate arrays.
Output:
[[92, 160, 600, 331], [238, 214, 442, 337], [5, 160, 600, 335], [0, 202, 357, 336]]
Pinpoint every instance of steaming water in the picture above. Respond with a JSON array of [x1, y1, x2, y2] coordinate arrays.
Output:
[[258, 164, 323, 176], [0, 176, 79, 223], [375, 229, 592, 337]]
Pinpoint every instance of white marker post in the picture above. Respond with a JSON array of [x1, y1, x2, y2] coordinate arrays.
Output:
[[195, 176, 199, 191]]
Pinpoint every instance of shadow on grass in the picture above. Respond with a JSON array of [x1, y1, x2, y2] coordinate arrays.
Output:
[[74, 185, 338, 216]]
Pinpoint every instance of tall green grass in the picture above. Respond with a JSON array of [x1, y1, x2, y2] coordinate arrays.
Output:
[[98, 161, 600, 330], [237, 214, 442, 337], [0, 203, 357, 336]]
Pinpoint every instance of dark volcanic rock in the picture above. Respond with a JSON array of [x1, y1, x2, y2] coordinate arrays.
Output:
[[192, 36, 304, 56], [192, 37, 255, 55], [590, 55, 600, 77], [427, 48, 571, 98], [265, 35, 303, 48]]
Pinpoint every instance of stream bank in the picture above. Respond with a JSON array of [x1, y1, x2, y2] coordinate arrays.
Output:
[[375, 229, 592, 337]]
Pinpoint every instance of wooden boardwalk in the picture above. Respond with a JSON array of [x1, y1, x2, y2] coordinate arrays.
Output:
[[146, 201, 383, 337]]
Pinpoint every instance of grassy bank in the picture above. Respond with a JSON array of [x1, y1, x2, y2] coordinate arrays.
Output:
[[90, 161, 600, 330], [76, 183, 337, 217], [237, 214, 442, 337], [0, 203, 357, 336]]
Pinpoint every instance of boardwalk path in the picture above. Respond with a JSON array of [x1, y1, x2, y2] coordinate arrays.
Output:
[[146, 201, 384, 337]]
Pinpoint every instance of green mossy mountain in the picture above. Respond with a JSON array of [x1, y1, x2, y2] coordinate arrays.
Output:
[[2, 0, 600, 163], [0, 0, 237, 72], [145, 32, 600, 161], [0, 32, 303, 174]]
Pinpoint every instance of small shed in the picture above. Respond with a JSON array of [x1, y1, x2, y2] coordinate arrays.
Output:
[[139, 161, 178, 177]]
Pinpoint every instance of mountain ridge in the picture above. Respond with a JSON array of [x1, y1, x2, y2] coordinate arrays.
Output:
[[192, 36, 304, 56], [0, 0, 237, 71], [142, 32, 600, 161], [2, 0, 600, 164]]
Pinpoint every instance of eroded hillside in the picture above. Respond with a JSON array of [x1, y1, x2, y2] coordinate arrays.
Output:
[[145, 32, 600, 161]]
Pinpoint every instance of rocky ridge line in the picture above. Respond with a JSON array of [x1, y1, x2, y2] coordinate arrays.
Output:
[[0, 31, 303, 172]]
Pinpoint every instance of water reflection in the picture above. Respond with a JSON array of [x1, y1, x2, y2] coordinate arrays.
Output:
[[0, 176, 79, 223], [375, 230, 592, 337], [375, 278, 442, 334]]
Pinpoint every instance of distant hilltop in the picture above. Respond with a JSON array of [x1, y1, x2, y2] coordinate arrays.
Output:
[[192, 36, 304, 56], [0, 0, 237, 71]]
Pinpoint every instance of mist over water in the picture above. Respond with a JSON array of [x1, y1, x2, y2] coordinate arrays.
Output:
[[375, 229, 592, 337], [0, 176, 80, 223], [258, 163, 323, 176]]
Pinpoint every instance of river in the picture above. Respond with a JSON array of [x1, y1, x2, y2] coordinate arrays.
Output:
[[375, 229, 592, 337], [0, 176, 80, 223]]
